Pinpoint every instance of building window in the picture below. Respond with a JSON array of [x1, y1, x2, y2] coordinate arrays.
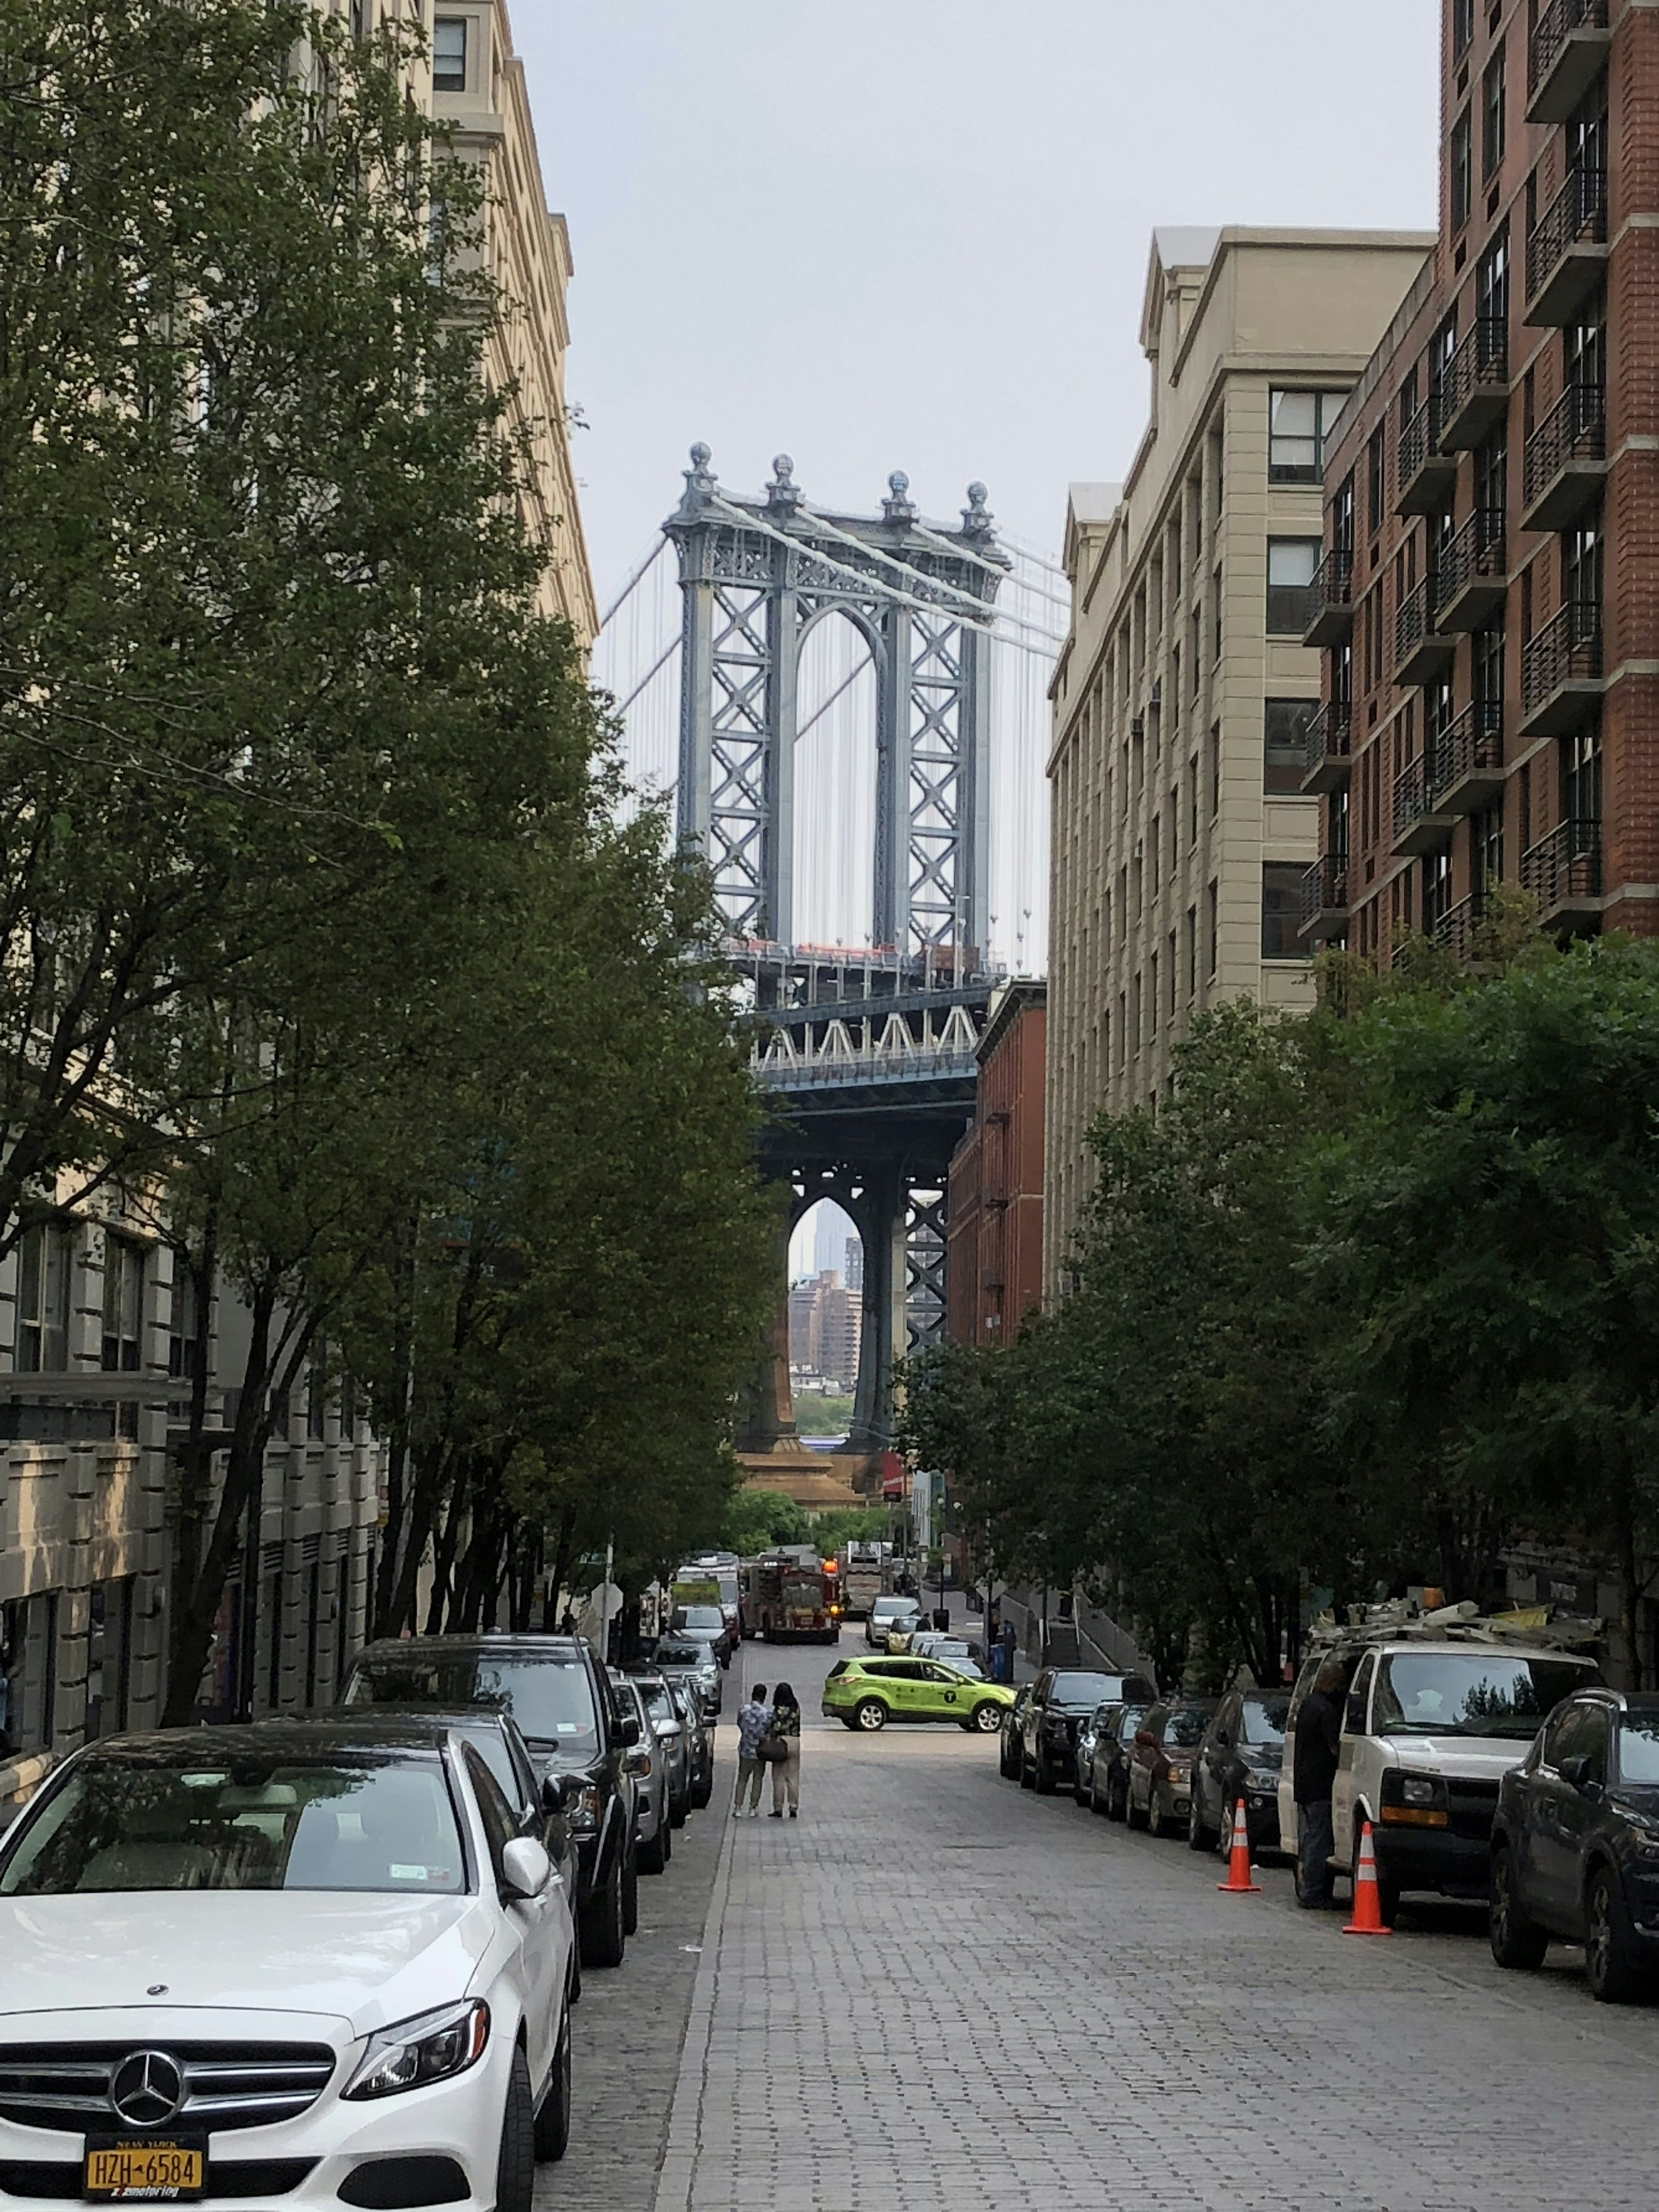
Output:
[[1563, 720, 1602, 827], [1450, 107, 1473, 233], [1482, 42, 1506, 181], [168, 1268, 201, 1381], [101, 1236, 144, 1373], [432, 15, 467, 91], [1261, 864, 1308, 960], [1268, 391, 1341, 483], [1265, 538, 1320, 635], [1475, 800, 1504, 887], [1264, 700, 1315, 794], [1366, 428, 1386, 538], [1452, 0, 1473, 57], [15, 1219, 73, 1373], [1185, 906, 1197, 1000], [1206, 880, 1219, 978]]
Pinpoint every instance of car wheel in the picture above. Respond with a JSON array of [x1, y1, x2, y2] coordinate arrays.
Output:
[[691, 1773, 712, 1810], [1074, 1768, 1089, 1806], [496, 2047, 536, 2212], [1351, 1821, 1398, 1929], [854, 1697, 888, 1732], [621, 1845, 639, 1936], [579, 1854, 626, 1970], [1089, 1775, 1107, 1817], [1488, 1845, 1547, 1971], [1126, 1783, 1148, 1831], [1033, 1750, 1057, 1796], [669, 1792, 688, 1831], [638, 1819, 669, 1875], [1148, 1788, 1174, 1841], [1585, 1866, 1649, 2003], [1019, 1749, 1036, 1791], [1187, 1792, 1216, 1853], [532, 1995, 572, 2163], [970, 1702, 1002, 1735]]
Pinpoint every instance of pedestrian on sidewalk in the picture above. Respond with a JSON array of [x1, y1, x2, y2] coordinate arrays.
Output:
[[732, 1682, 770, 1817], [1293, 1658, 1347, 1908], [766, 1683, 802, 1818]]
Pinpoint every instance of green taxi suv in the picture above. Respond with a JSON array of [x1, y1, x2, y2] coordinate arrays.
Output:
[[822, 1656, 1015, 1734]]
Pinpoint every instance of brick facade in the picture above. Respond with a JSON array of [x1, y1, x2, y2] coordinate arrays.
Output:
[[945, 983, 1046, 1346]]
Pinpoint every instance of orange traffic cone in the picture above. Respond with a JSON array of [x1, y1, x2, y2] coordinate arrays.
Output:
[[1217, 1797, 1261, 1893], [1342, 1820, 1392, 1936]]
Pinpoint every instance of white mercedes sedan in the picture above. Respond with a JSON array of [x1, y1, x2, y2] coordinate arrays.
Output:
[[0, 1720, 575, 2212]]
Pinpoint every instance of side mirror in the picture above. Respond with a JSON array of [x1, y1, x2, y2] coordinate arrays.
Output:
[[615, 1712, 642, 1750], [1214, 1729, 1231, 1750], [1558, 1754, 1597, 1793], [500, 1836, 552, 1900], [624, 1745, 652, 1777], [545, 1772, 585, 1818]]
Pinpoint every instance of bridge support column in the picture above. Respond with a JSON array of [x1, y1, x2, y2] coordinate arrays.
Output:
[[847, 1166, 907, 1453], [734, 1204, 799, 1455]]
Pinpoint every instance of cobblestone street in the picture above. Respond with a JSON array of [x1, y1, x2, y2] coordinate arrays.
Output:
[[556, 1638, 1659, 2212]]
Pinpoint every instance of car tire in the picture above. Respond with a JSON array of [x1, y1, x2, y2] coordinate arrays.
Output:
[[854, 1698, 888, 1732], [969, 1703, 1002, 1735], [1148, 1789, 1175, 1840], [1126, 1784, 1148, 1831], [1187, 1793, 1217, 1852], [1488, 1845, 1547, 1971], [532, 1996, 572, 2163], [1585, 1865, 1649, 2004], [578, 1854, 626, 1970], [1074, 1770, 1089, 1806], [1089, 1776, 1107, 1817], [621, 1844, 639, 1936], [691, 1770, 712, 1809], [1019, 1750, 1036, 1791], [669, 1793, 688, 1831], [496, 2047, 536, 2212], [638, 1820, 669, 1875], [1034, 1753, 1057, 1796]]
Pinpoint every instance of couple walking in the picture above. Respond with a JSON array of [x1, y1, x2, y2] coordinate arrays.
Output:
[[732, 1681, 801, 1818]]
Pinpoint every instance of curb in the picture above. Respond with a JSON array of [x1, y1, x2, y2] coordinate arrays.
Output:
[[650, 1745, 742, 2212]]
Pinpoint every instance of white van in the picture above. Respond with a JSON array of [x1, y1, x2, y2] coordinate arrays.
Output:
[[1278, 1637, 1602, 1924]]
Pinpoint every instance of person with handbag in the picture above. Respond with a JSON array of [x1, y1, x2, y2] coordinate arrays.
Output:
[[732, 1682, 771, 1817], [764, 1682, 801, 1818]]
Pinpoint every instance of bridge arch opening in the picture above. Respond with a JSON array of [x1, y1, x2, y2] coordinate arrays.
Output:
[[793, 612, 877, 950], [788, 1198, 864, 1437]]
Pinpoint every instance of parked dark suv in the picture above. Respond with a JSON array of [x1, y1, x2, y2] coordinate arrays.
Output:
[[341, 1632, 640, 1969], [1491, 1688, 1659, 2003], [1020, 1668, 1157, 1795]]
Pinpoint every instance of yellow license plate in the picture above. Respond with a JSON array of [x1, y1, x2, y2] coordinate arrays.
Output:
[[84, 2141, 205, 2199]]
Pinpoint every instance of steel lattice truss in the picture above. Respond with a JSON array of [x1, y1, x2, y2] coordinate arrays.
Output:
[[903, 1187, 948, 1352], [665, 448, 1006, 960]]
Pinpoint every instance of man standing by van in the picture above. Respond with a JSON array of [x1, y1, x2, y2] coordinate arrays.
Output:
[[1293, 1659, 1346, 1908]]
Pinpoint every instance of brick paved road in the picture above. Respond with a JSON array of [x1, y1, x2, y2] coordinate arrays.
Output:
[[622, 1637, 1659, 2212]]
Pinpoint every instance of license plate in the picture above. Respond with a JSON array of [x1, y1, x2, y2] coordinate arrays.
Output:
[[84, 2139, 206, 2200]]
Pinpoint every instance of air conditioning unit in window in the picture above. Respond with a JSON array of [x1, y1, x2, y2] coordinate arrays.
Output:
[[1131, 715, 1145, 739], [1150, 679, 1162, 707]]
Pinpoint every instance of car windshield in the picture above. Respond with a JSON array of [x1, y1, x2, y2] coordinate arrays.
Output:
[[674, 1607, 724, 1631], [656, 1641, 711, 1668], [0, 1751, 467, 1896], [1374, 1653, 1599, 1739], [640, 1684, 677, 1725], [1242, 1694, 1291, 1745], [938, 1659, 985, 1681], [1050, 1672, 1117, 1707], [344, 1650, 598, 1752], [1618, 1720, 1659, 1783], [1162, 1707, 1211, 1748], [873, 1600, 916, 1620]]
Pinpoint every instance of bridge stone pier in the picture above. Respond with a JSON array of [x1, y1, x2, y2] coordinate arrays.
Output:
[[664, 451, 1008, 1495]]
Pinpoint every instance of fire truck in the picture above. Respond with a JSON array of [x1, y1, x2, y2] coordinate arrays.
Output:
[[738, 1548, 843, 1643]]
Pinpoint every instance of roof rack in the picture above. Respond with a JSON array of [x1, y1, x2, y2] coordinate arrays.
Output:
[[1308, 1597, 1603, 1653]]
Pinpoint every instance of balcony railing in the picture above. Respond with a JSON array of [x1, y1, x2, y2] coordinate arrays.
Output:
[[1396, 394, 1457, 515], [1526, 165, 1608, 322], [1522, 380, 1606, 528], [1391, 752, 1455, 850], [1300, 699, 1353, 793], [1433, 890, 1487, 964], [1299, 855, 1349, 941], [1302, 546, 1355, 647], [1426, 697, 1505, 814], [1437, 317, 1510, 449], [1527, 0, 1611, 122], [1395, 572, 1453, 684], [1521, 597, 1603, 732], [1436, 506, 1508, 630], [1520, 816, 1602, 918]]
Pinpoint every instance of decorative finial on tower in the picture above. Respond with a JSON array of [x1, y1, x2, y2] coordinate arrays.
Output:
[[676, 442, 718, 518], [883, 469, 916, 526], [766, 453, 802, 514], [962, 481, 994, 537]]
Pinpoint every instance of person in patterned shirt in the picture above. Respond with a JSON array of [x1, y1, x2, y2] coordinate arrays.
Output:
[[732, 1684, 770, 1817]]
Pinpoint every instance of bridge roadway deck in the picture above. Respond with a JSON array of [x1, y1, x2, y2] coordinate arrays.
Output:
[[548, 1633, 1659, 2212]]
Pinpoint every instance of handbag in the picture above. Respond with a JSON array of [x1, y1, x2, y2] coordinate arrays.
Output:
[[757, 1732, 788, 1765]]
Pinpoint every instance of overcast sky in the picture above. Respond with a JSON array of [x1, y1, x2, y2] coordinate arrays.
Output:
[[518, 0, 1441, 603]]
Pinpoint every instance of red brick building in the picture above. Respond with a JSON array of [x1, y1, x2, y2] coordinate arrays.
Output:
[[945, 983, 1046, 1347], [1303, 0, 1655, 956]]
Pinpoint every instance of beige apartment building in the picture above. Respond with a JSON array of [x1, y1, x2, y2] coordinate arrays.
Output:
[[1044, 228, 1433, 1295], [0, 1, 595, 1812]]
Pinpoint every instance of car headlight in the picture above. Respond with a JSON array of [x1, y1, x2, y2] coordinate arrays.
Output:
[[1380, 1770, 1449, 1825], [1165, 1765, 1189, 1786], [566, 1783, 602, 1835], [345, 2001, 490, 2101]]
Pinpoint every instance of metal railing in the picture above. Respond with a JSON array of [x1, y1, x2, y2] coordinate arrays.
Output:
[[1526, 165, 1607, 302], [1523, 380, 1605, 506], [1397, 395, 1440, 491], [1303, 699, 1352, 776], [1522, 597, 1602, 715], [1307, 544, 1354, 620], [1426, 698, 1504, 809], [1395, 572, 1443, 667], [1392, 753, 1432, 839], [1301, 854, 1349, 924], [1437, 316, 1509, 433], [1521, 816, 1602, 911], [1433, 891, 1487, 963], [1528, 0, 1609, 101], [1437, 507, 1506, 604]]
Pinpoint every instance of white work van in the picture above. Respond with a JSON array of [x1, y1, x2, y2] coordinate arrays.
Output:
[[1279, 1636, 1602, 1923]]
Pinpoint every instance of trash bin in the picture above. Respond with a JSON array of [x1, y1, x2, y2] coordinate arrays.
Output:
[[932, 1607, 950, 1632]]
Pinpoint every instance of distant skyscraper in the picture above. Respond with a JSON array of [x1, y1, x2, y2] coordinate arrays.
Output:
[[844, 1236, 864, 1294]]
